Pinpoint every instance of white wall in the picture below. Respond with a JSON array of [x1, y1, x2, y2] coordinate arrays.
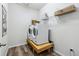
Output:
[[39, 3, 79, 56], [8, 3, 39, 48]]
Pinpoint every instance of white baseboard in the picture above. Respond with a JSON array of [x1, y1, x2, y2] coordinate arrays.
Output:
[[54, 50, 65, 56], [8, 43, 27, 49]]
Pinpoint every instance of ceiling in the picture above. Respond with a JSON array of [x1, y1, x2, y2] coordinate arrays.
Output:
[[18, 3, 46, 10]]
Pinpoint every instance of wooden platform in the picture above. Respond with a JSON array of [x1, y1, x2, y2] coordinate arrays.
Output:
[[27, 39, 54, 54]]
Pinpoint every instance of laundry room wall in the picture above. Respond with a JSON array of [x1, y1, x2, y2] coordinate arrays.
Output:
[[8, 3, 39, 48], [39, 3, 79, 56]]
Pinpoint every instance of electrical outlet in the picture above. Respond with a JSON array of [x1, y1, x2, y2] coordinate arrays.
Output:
[[70, 48, 74, 51]]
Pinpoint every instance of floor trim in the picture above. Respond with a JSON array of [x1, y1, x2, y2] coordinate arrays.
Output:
[[8, 43, 27, 49], [53, 50, 65, 56]]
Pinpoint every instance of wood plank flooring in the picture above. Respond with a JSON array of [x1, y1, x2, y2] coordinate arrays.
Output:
[[7, 45, 55, 56]]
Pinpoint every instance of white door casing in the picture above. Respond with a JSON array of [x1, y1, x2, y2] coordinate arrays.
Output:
[[0, 3, 8, 56]]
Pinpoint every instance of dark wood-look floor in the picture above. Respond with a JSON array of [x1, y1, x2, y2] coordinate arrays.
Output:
[[7, 45, 54, 56]]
